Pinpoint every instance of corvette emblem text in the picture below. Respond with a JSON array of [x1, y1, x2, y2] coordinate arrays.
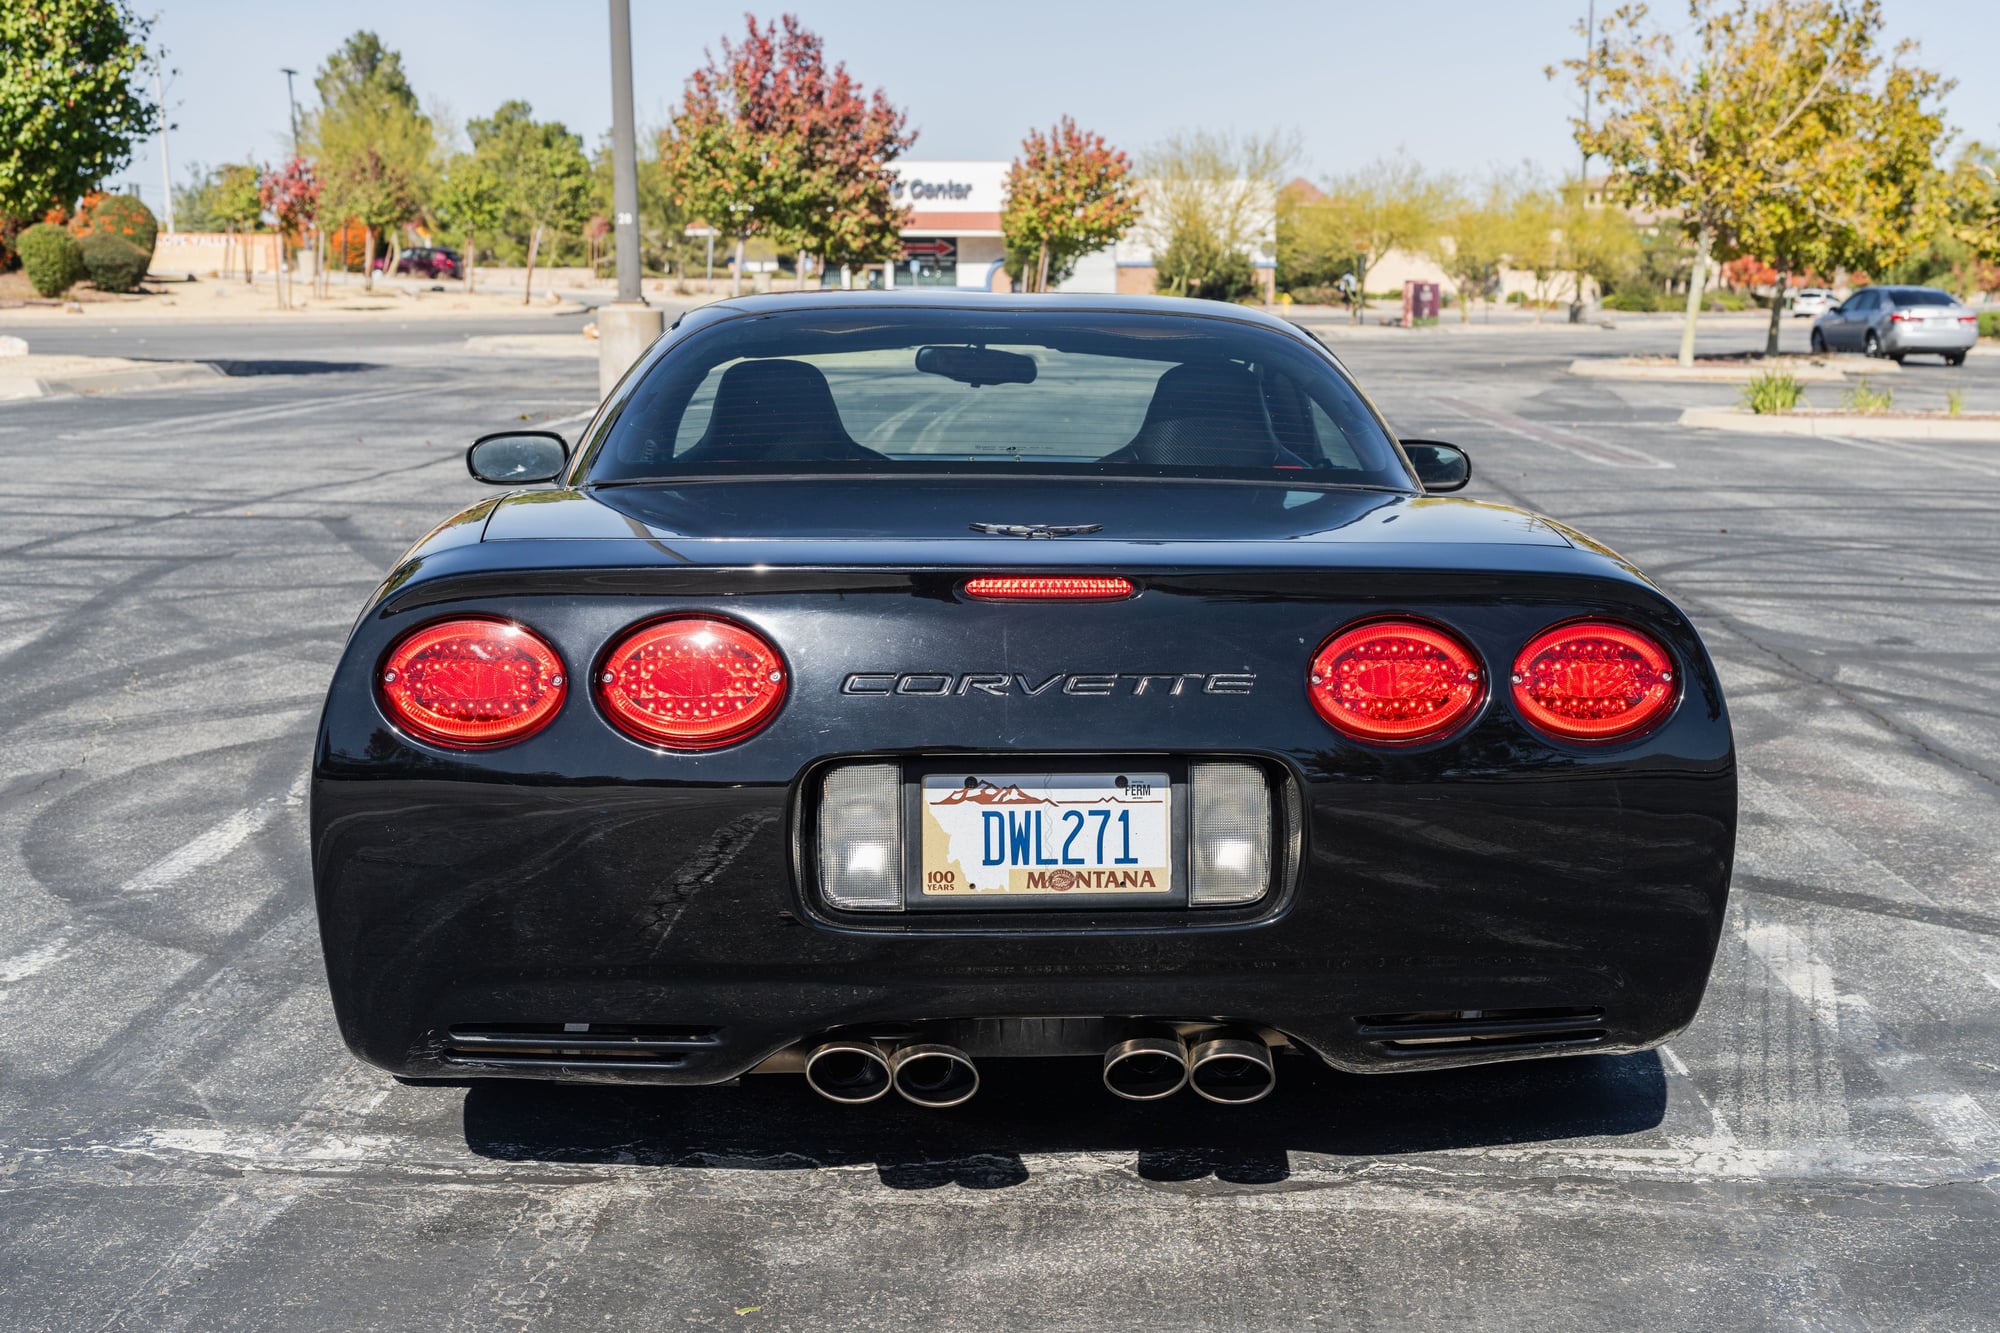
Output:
[[841, 672, 1256, 697]]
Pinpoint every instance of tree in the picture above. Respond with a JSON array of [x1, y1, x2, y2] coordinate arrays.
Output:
[[212, 163, 264, 281], [469, 101, 591, 304], [1316, 155, 1451, 322], [259, 157, 319, 309], [0, 0, 156, 234], [1002, 117, 1141, 292], [1551, 179, 1641, 311], [306, 31, 436, 289], [662, 15, 913, 294], [1140, 130, 1291, 304], [1561, 0, 1950, 365], [1426, 178, 1517, 321], [435, 155, 505, 293]]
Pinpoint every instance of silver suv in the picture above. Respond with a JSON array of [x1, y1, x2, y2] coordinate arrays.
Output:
[[1811, 285, 1976, 364]]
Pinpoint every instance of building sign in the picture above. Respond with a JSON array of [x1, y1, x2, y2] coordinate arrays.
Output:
[[889, 161, 1009, 219], [901, 238, 956, 260], [895, 178, 976, 202]]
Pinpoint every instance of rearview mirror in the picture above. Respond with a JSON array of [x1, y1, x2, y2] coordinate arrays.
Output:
[[915, 344, 1038, 387], [467, 431, 569, 485], [1402, 440, 1470, 492]]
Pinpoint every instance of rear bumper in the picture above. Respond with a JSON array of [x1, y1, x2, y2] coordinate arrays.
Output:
[[1882, 324, 1976, 354]]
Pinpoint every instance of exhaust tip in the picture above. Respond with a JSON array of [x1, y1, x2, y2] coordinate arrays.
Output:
[[804, 1040, 892, 1104], [889, 1043, 979, 1108], [1188, 1036, 1275, 1105], [1103, 1036, 1190, 1101]]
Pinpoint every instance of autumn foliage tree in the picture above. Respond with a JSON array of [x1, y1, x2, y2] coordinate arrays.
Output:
[[259, 157, 320, 309], [1001, 117, 1140, 292], [662, 15, 913, 293]]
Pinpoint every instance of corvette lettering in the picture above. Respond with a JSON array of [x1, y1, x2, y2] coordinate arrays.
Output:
[[841, 672, 1256, 696]]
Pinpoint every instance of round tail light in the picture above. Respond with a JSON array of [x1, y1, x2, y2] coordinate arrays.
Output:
[[1308, 619, 1484, 743], [1511, 621, 1676, 741], [378, 618, 567, 748], [597, 615, 786, 749]]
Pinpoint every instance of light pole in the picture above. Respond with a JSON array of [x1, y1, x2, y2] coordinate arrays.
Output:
[[155, 57, 175, 233], [281, 67, 300, 156], [596, 0, 664, 398]]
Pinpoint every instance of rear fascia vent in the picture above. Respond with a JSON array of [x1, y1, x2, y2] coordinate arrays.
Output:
[[444, 1023, 720, 1070], [1355, 1007, 1606, 1057]]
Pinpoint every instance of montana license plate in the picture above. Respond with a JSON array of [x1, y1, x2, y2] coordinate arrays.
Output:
[[919, 772, 1172, 897]]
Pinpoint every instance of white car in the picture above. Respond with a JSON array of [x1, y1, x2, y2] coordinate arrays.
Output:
[[1791, 288, 1836, 318]]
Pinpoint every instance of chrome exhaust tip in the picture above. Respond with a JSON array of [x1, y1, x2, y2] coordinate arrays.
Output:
[[803, 1039, 892, 1104], [1188, 1035, 1275, 1105], [1102, 1035, 1191, 1101], [888, 1043, 979, 1108]]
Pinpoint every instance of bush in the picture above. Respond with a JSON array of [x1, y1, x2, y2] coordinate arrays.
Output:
[[70, 193, 159, 256], [1741, 370, 1805, 414], [1978, 310, 2000, 340], [79, 232, 150, 293], [1154, 225, 1257, 303], [16, 223, 84, 297], [1840, 378, 1894, 414], [1603, 288, 1663, 312], [1707, 289, 1750, 312]]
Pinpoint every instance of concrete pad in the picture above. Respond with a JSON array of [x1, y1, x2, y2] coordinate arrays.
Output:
[[1679, 405, 2000, 438]]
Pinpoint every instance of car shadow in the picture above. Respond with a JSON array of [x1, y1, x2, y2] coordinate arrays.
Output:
[[210, 359, 382, 377], [461, 1050, 1666, 1190]]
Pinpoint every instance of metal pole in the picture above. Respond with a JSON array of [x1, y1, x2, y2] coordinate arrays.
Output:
[[282, 68, 301, 156], [608, 0, 642, 304], [155, 61, 175, 233]]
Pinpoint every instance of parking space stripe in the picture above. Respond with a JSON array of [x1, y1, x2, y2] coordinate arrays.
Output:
[[1434, 396, 1675, 468]]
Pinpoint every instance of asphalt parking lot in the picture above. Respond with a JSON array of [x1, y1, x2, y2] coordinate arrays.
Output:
[[2, 308, 1997, 1330]]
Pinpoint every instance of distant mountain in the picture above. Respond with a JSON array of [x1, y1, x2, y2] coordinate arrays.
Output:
[[935, 783, 1051, 806]]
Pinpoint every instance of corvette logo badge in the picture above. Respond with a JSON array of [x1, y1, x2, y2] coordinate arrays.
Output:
[[841, 672, 1256, 697]]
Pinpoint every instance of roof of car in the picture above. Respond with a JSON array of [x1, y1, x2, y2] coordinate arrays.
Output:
[[692, 289, 1304, 334]]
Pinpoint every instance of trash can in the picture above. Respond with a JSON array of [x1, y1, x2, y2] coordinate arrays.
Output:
[[1402, 281, 1441, 327]]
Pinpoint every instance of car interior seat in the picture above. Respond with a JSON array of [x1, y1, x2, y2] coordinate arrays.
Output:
[[1111, 360, 1301, 469], [677, 359, 884, 464]]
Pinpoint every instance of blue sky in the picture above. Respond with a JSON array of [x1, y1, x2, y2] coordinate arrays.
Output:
[[114, 0, 2000, 209]]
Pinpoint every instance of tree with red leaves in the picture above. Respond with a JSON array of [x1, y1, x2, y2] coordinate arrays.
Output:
[[259, 156, 321, 310], [663, 14, 914, 293], [1002, 117, 1141, 292]]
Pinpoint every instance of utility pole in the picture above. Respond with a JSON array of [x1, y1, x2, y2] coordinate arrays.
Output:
[[597, 0, 664, 398], [155, 59, 175, 233], [1570, 0, 1595, 324], [281, 67, 301, 155]]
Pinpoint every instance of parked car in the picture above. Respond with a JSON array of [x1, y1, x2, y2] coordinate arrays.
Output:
[[1811, 285, 1976, 363], [372, 246, 461, 280], [1789, 287, 1836, 318], [311, 293, 1735, 1110]]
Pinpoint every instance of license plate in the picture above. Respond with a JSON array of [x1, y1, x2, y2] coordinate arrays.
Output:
[[919, 772, 1172, 897]]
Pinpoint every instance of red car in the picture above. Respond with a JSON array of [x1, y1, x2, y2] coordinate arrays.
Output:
[[373, 246, 461, 279]]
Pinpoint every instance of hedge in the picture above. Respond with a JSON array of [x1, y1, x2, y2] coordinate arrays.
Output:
[[70, 194, 159, 256], [80, 232, 150, 293], [17, 223, 84, 297]]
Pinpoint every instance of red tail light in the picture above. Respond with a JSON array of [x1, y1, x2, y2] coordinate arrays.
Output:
[[1308, 619, 1484, 742], [597, 615, 786, 749], [1889, 311, 1913, 323], [379, 618, 566, 747], [963, 576, 1134, 602], [1511, 621, 1676, 741]]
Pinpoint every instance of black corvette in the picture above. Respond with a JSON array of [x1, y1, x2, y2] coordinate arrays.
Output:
[[311, 293, 1734, 1108]]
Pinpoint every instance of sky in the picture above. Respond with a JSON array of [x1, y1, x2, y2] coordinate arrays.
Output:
[[113, 0, 2000, 212]]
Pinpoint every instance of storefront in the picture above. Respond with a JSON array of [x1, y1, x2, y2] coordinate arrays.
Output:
[[885, 160, 1009, 289]]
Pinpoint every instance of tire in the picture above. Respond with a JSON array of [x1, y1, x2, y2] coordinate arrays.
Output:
[[1947, 352, 1967, 367], [1810, 329, 1827, 354], [1864, 331, 1881, 358]]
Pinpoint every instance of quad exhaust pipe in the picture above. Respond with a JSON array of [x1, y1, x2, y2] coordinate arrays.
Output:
[[1102, 1034, 1191, 1101], [1103, 1029, 1276, 1104], [804, 1038, 980, 1108]]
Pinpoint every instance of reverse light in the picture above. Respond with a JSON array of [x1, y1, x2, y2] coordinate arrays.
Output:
[[1189, 762, 1271, 906], [963, 576, 1134, 602], [1308, 619, 1484, 743], [597, 615, 786, 749], [819, 763, 903, 910], [1511, 621, 1676, 741], [378, 618, 566, 748]]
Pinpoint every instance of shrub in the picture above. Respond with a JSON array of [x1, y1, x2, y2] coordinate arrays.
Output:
[[70, 193, 159, 256], [1706, 289, 1750, 312], [1603, 288, 1663, 312], [79, 232, 150, 293], [16, 223, 84, 297], [1154, 225, 1257, 303], [1741, 370, 1805, 414], [1947, 387, 1965, 418], [1978, 310, 2000, 340], [1840, 378, 1894, 414]]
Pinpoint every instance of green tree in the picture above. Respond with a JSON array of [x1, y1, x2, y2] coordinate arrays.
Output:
[[0, 0, 156, 233], [306, 31, 436, 288], [1426, 178, 1517, 321], [435, 155, 505, 293], [213, 163, 264, 281], [1140, 129, 1292, 304], [1316, 155, 1452, 322], [1562, 0, 1950, 365], [468, 101, 591, 303], [1002, 117, 1141, 292]]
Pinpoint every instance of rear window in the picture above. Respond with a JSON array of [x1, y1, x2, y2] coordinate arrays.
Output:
[[1891, 289, 1956, 306], [584, 307, 1408, 488]]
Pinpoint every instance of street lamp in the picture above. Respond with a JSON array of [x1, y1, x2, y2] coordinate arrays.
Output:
[[281, 67, 300, 156], [596, 0, 664, 398]]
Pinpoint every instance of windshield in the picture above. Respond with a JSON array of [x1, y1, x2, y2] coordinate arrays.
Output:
[[584, 307, 1410, 489]]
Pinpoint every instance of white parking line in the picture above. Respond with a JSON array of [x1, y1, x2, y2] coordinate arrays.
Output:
[[70, 384, 441, 441], [1434, 396, 1675, 469]]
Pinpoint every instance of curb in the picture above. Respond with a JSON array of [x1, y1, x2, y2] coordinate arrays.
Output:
[[1679, 406, 2000, 439], [1571, 358, 1867, 383], [0, 362, 226, 401]]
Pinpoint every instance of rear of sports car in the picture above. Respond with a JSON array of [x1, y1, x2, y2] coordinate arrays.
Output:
[[310, 295, 1735, 1107]]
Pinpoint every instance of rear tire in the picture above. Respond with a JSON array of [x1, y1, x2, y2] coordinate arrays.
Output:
[[1864, 331, 1882, 358], [1947, 352, 1967, 366], [1810, 329, 1827, 354]]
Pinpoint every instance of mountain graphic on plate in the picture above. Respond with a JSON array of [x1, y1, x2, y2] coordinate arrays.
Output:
[[935, 782, 1052, 806]]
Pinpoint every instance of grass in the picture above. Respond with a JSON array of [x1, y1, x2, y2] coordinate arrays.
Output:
[[1741, 370, 1806, 414], [1840, 378, 1895, 414], [1979, 310, 2000, 340], [1947, 387, 1965, 417]]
